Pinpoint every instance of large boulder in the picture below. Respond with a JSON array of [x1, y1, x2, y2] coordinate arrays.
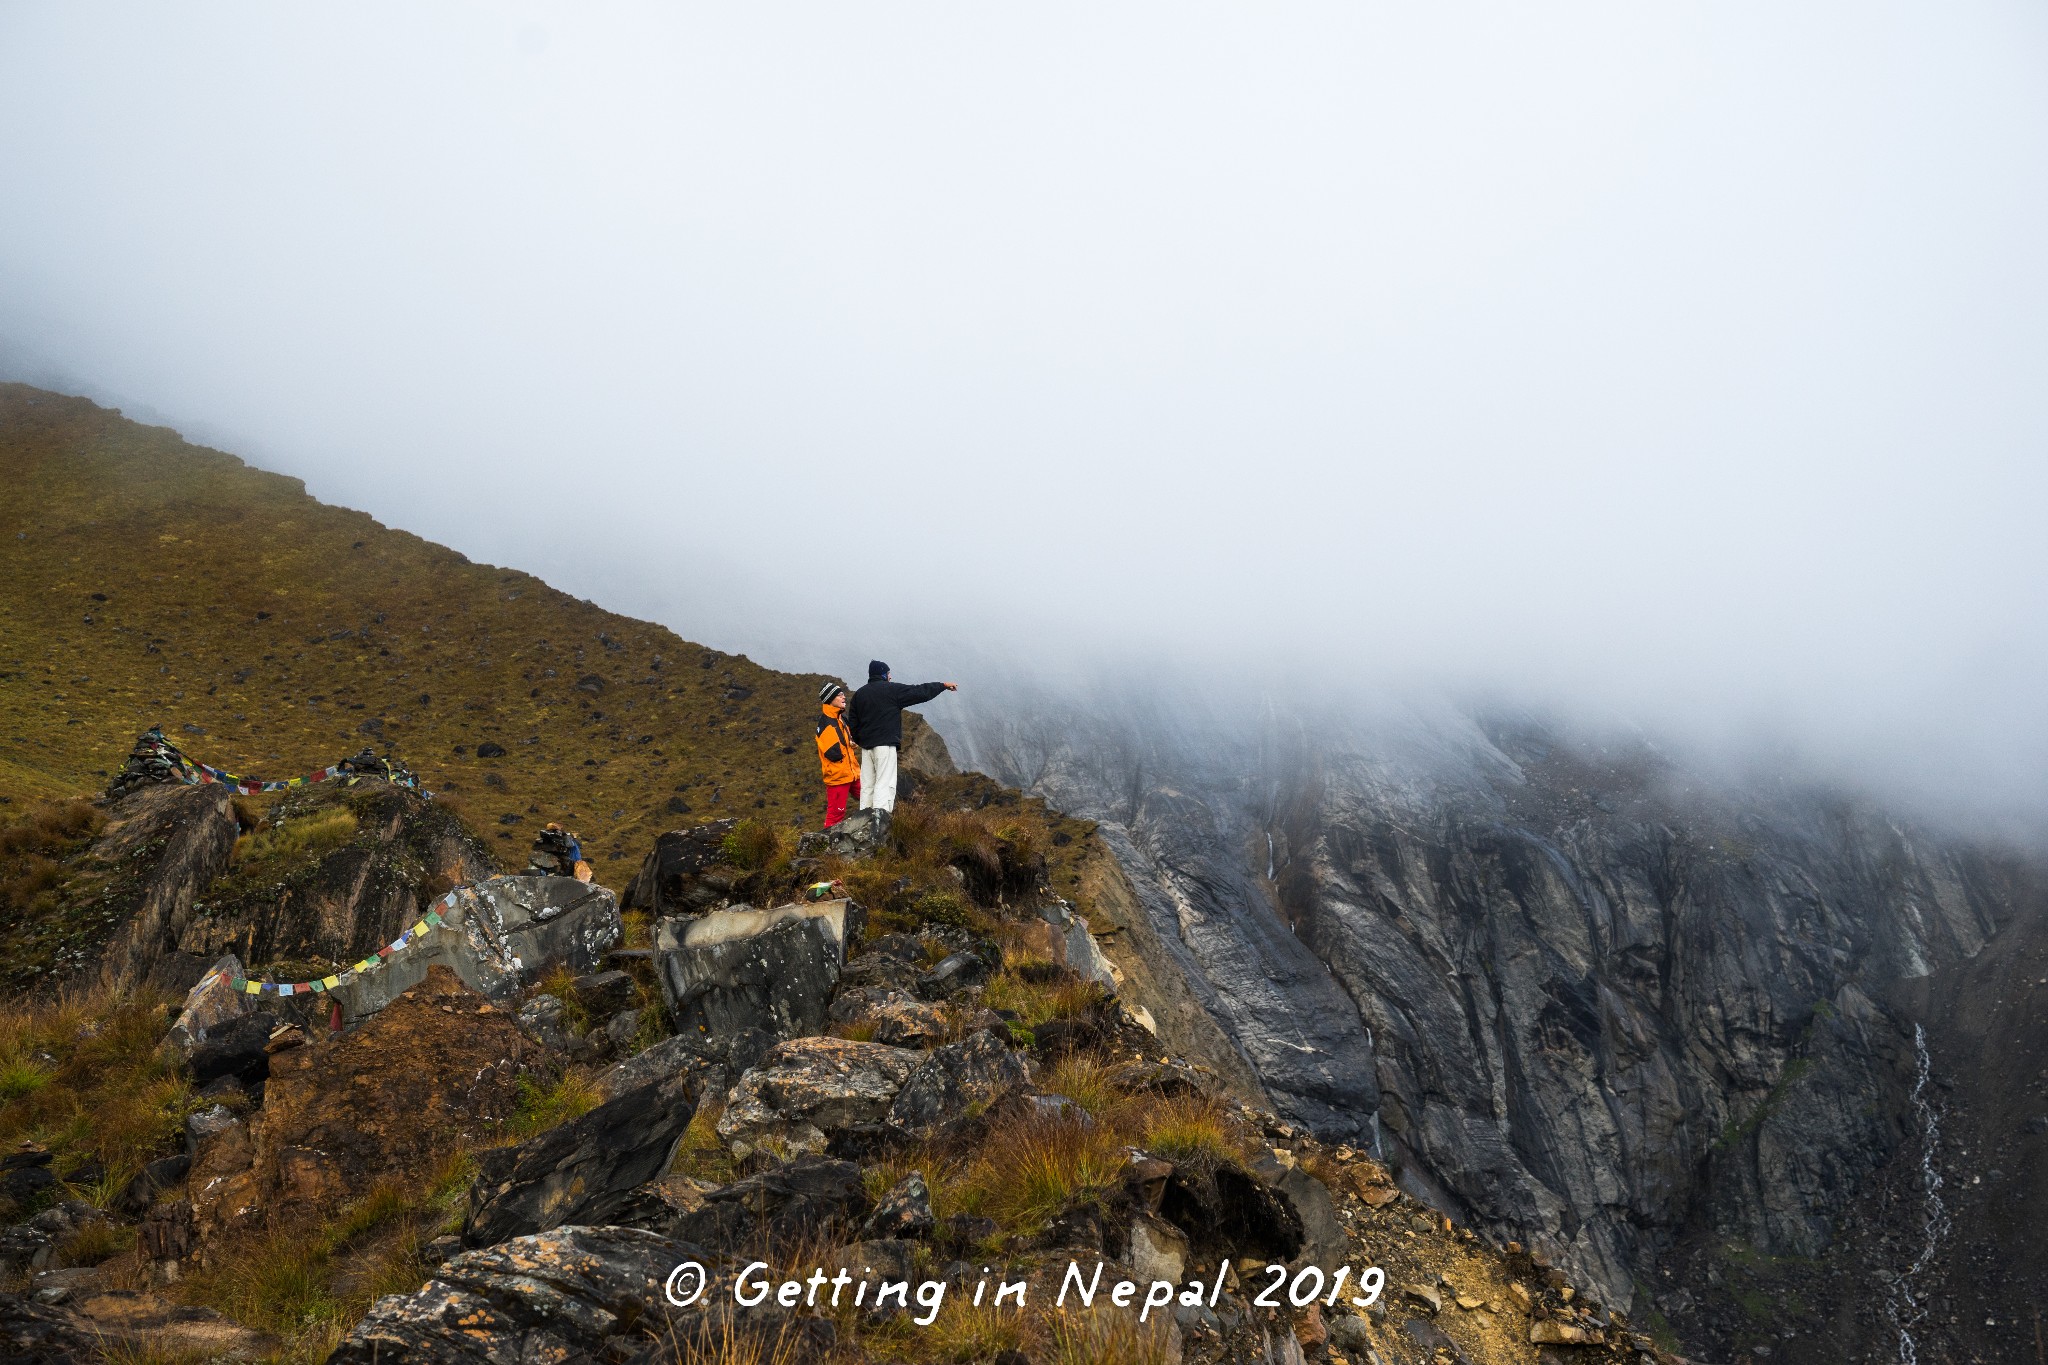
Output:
[[463, 1071, 699, 1247], [717, 1037, 925, 1159], [655, 899, 853, 1045], [620, 819, 739, 915], [330, 874, 621, 1018], [164, 953, 248, 1057], [92, 784, 240, 992], [885, 1030, 1032, 1139], [192, 966, 527, 1237], [331, 1225, 704, 1365]]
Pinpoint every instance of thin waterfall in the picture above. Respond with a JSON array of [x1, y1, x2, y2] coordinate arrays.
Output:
[[1882, 1022, 1949, 1365]]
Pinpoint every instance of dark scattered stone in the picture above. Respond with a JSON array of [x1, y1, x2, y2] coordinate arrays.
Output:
[[863, 1171, 935, 1240], [666, 796, 692, 815], [115, 1154, 191, 1216], [575, 674, 607, 694], [943, 1214, 1000, 1252], [463, 1073, 697, 1247], [620, 819, 740, 915], [571, 969, 636, 1016], [0, 1163, 58, 1213], [603, 1008, 643, 1052], [2024, 1115, 2048, 1136], [475, 741, 507, 758], [915, 947, 997, 1001], [1158, 1161, 1304, 1264], [1031, 1016, 1107, 1061], [187, 1010, 279, 1088]]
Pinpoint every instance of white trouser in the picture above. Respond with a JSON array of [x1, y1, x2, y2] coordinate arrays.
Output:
[[859, 745, 899, 812]]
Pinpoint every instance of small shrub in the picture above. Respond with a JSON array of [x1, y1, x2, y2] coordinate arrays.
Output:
[[0, 1056, 50, 1102], [512, 1071, 600, 1137], [718, 819, 781, 872], [1139, 1096, 1235, 1167]]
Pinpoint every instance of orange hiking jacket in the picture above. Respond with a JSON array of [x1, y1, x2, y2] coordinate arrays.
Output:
[[815, 702, 859, 787]]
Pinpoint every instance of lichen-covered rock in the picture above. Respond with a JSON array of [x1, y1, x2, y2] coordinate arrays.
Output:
[[867, 999, 951, 1049], [655, 900, 851, 1045], [885, 1030, 1031, 1139], [463, 1071, 698, 1247], [331, 1225, 703, 1364], [717, 1037, 924, 1158]]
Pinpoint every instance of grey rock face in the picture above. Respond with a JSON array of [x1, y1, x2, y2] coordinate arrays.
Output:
[[655, 900, 851, 1043], [330, 874, 621, 1018], [463, 1072, 697, 1247], [968, 705, 2032, 1309]]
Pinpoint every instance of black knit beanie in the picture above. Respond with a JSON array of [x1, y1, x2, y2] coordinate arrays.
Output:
[[868, 660, 890, 680]]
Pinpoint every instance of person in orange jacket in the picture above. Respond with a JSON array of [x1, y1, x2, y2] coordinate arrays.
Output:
[[815, 681, 861, 827]]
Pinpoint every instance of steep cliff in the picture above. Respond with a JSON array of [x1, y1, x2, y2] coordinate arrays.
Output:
[[961, 701, 2048, 1360]]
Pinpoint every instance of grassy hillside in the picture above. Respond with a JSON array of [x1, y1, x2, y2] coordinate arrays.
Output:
[[0, 383, 853, 886]]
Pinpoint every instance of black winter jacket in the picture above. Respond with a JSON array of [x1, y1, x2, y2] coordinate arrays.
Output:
[[848, 679, 946, 748]]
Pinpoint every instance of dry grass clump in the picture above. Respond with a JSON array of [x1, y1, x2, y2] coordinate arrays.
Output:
[[227, 802, 359, 872], [177, 1157, 469, 1363], [979, 971, 1109, 1028], [942, 1109, 1127, 1236], [1137, 1094, 1238, 1168], [1043, 1305, 1181, 1365], [0, 982, 192, 1207], [1038, 1054, 1129, 1121]]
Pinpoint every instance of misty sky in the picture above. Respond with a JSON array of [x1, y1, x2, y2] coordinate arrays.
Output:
[[4, 5, 2047, 821]]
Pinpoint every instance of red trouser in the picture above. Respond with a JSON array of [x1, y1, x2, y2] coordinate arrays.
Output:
[[824, 781, 860, 827]]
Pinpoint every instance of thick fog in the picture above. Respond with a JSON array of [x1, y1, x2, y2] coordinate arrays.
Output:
[[4, 5, 2047, 828]]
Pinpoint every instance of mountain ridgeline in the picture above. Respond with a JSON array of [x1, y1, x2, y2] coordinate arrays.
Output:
[[961, 700, 2048, 1364]]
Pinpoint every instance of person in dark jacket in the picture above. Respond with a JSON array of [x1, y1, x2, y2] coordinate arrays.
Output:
[[848, 659, 956, 815]]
